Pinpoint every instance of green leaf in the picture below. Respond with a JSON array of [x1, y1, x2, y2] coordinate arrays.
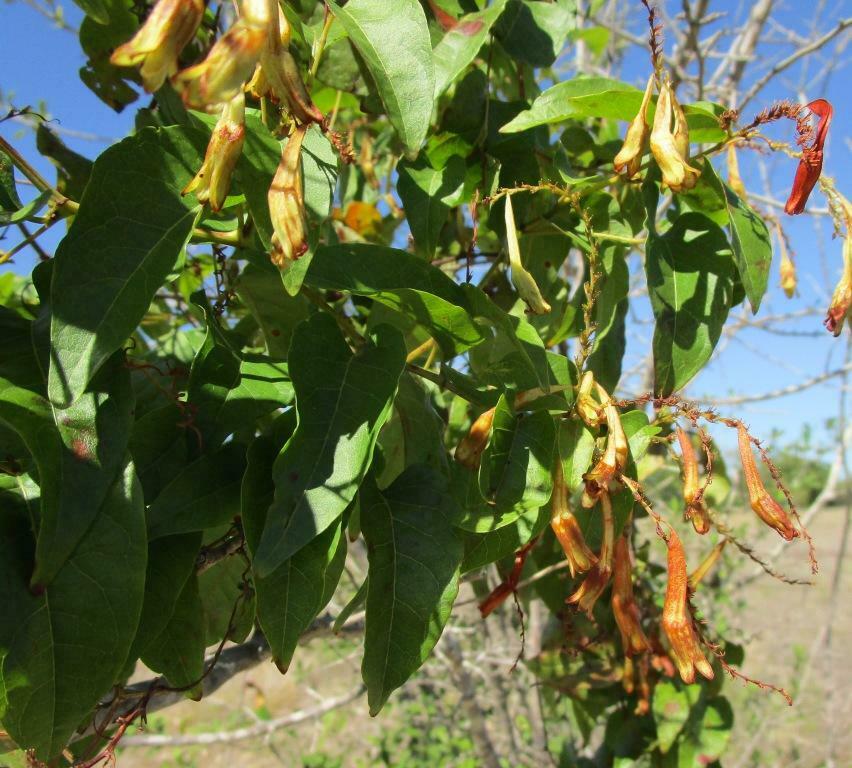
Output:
[[198, 555, 255, 646], [397, 155, 466, 257], [477, 395, 555, 521], [35, 125, 93, 203], [48, 126, 204, 407], [0, 190, 52, 226], [433, 0, 508, 97], [0, 354, 134, 587], [494, 0, 577, 67], [360, 467, 462, 714], [500, 76, 642, 134], [127, 533, 201, 663], [677, 697, 733, 768], [645, 213, 735, 396], [703, 162, 771, 313], [128, 403, 189, 500], [72, 0, 111, 24], [587, 247, 629, 392], [253, 314, 406, 576], [0, 148, 22, 211], [652, 680, 702, 754], [460, 505, 550, 573], [141, 571, 205, 693], [0, 459, 146, 760], [558, 418, 595, 494], [328, 0, 434, 152], [146, 443, 247, 540], [306, 243, 485, 357], [243, 428, 347, 672]]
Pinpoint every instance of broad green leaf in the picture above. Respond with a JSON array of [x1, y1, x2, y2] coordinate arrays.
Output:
[[306, 243, 485, 357], [72, 0, 111, 24], [460, 505, 550, 573], [397, 155, 466, 257], [146, 443, 247, 540], [677, 697, 734, 767], [243, 427, 347, 672], [0, 459, 146, 760], [253, 314, 406, 576], [494, 0, 577, 67], [77, 3, 139, 110], [236, 260, 310, 357], [128, 403, 189, 500], [433, 0, 508, 97], [127, 533, 201, 663], [360, 466, 462, 714], [0, 355, 134, 587], [477, 395, 555, 521], [198, 555, 256, 647], [558, 418, 595, 494], [704, 162, 771, 313], [48, 126, 204, 407], [0, 149, 22, 211], [587, 248, 629, 392], [645, 212, 735, 396], [141, 571, 205, 694], [36, 125, 93, 203], [652, 681, 701, 753], [328, 0, 434, 152], [0, 190, 52, 226], [500, 76, 642, 134]]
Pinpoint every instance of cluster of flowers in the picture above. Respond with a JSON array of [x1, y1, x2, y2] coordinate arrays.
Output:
[[110, 0, 323, 265], [464, 372, 806, 705]]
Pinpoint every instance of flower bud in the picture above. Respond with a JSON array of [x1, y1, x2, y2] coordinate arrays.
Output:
[[612, 534, 651, 656], [779, 251, 797, 299], [726, 143, 748, 201], [825, 203, 852, 336], [174, 0, 269, 111], [676, 427, 710, 535], [582, 393, 627, 507], [268, 124, 309, 266], [110, 0, 204, 93], [662, 529, 714, 684], [455, 406, 496, 471], [736, 424, 798, 541], [550, 460, 597, 577], [613, 74, 654, 179], [650, 80, 700, 193], [576, 371, 603, 427], [183, 93, 245, 211], [505, 193, 551, 315]]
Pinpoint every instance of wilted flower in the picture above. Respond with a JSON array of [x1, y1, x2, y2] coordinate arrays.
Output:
[[726, 142, 748, 200], [479, 540, 536, 618], [268, 124, 309, 266], [785, 99, 833, 216], [662, 529, 714, 684], [455, 406, 496, 471], [110, 0, 204, 93], [825, 200, 852, 336], [676, 427, 710, 535], [650, 79, 700, 193], [551, 460, 597, 577], [582, 391, 628, 507], [505, 193, 551, 315], [174, 0, 269, 111], [614, 74, 654, 179], [737, 424, 798, 541], [183, 93, 245, 211], [612, 534, 651, 656], [576, 371, 604, 427], [567, 491, 615, 617]]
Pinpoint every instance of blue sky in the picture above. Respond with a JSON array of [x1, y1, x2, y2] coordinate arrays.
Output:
[[1, 0, 849, 451]]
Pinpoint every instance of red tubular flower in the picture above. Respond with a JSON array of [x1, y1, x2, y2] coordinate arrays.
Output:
[[662, 530, 714, 685], [550, 460, 597, 577], [785, 99, 833, 215], [736, 424, 798, 541], [479, 539, 537, 618], [611, 535, 651, 656]]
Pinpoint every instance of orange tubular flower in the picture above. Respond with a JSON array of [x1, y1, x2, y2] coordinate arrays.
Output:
[[612, 534, 651, 656], [614, 74, 654, 179], [550, 460, 597, 577], [567, 491, 615, 618], [662, 530, 714, 685], [110, 0, 204, 93], [785, 99, 833, 216], [174, 0, 269, 111], [736, 424, 798, 541], [455, 406, 496, 470], [183, 93, 245, 211], [676, 427, 710, 535], [268, 125, 309, 266], [582, 392, 627, 507], [825, 200, 852, 336], [649, 79, 700, 193]]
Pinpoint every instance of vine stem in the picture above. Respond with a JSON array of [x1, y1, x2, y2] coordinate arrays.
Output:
[[0, 134, 78, 215]]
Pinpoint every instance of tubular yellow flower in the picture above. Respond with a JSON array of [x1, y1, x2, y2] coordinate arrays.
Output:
[[825, 201, 852, 336], [727, 142, 748, 200], [174, 0, 269, 111], [550, 460, 597, 577], [268, 124, 309, 267], [183, 93, 245, 211], [779, 252, 797, 299], [670, 89, 693, 173], [737, 424, 798, 541], [505, 193, 551, 315], [676, 427, 711, 535], [576, 371, 603, 428], [454, 406, 496, 471], [612, 534, 650, 656], [649, 80, 700, 193], [613, 74, 654, 179], [110, 0, 204, 93], [662, 529, 714, 685]]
